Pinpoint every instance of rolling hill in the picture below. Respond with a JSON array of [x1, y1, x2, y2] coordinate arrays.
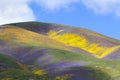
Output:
[[0, 22, 120, 80], [7, 22, 120, 59]]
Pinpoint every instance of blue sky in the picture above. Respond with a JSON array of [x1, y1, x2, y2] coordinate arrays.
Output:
[[0, 0, 120, 40]]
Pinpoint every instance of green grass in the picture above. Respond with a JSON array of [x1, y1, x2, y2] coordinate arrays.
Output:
[[0, 54, 54, 80], [0, 54, 21, 69], [48, 48, 120, 80], [0, 68, 52, 80]]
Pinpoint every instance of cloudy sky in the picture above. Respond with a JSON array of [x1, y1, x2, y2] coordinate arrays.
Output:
[[0, 0, 120, 40]]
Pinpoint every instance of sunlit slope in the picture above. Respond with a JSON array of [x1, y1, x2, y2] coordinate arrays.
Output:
[[1, 22, 120, 79], [48, 30, 120, 58], [6, 22, 120, 58], [8, 22, 120, 45], [0, 26, 69, 50]]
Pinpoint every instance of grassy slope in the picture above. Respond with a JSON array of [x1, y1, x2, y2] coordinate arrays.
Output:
[[23, 47, 119, 80], [0, 48, 120, 80], [48, 48, 120, 80], [0, 26, 70, 51], [7, 21, 120, 44], [6, 22, 120, 59], [0, 41, 118, 79], [0, 22, 120, 79], [0, 54, 21, 69], [0, 54, 52, 80]]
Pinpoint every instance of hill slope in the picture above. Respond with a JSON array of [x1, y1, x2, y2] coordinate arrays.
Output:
[[6, 22, 120, 59], [0, 25, 70, 50], [0, 22, 120, 80]]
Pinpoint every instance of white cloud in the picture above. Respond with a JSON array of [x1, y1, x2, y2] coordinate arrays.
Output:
[[0, 0, 79, 25], [0, 0, 35, 25], [35, 0, 120, 16], [81, 0, 120, 16], [35, 0, 79, 11], [1, 0, 120, 25]]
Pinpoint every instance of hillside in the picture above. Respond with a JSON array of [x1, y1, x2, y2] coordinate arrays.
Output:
[[0, 21, 120, 80], [0, 54, 52, 80], [0, 25, 70, 50], [7, 22, 120, 59]]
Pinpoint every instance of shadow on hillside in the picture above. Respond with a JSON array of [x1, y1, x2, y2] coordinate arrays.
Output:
[[47, 66, 113, 80]]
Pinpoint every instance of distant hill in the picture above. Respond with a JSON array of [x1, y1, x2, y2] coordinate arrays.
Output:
[[0, 22, 120, 80]]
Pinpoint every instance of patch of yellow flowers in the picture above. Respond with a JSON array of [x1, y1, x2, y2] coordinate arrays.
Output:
[[32, 69, 46, 75], [48, 30, 120, 58]]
